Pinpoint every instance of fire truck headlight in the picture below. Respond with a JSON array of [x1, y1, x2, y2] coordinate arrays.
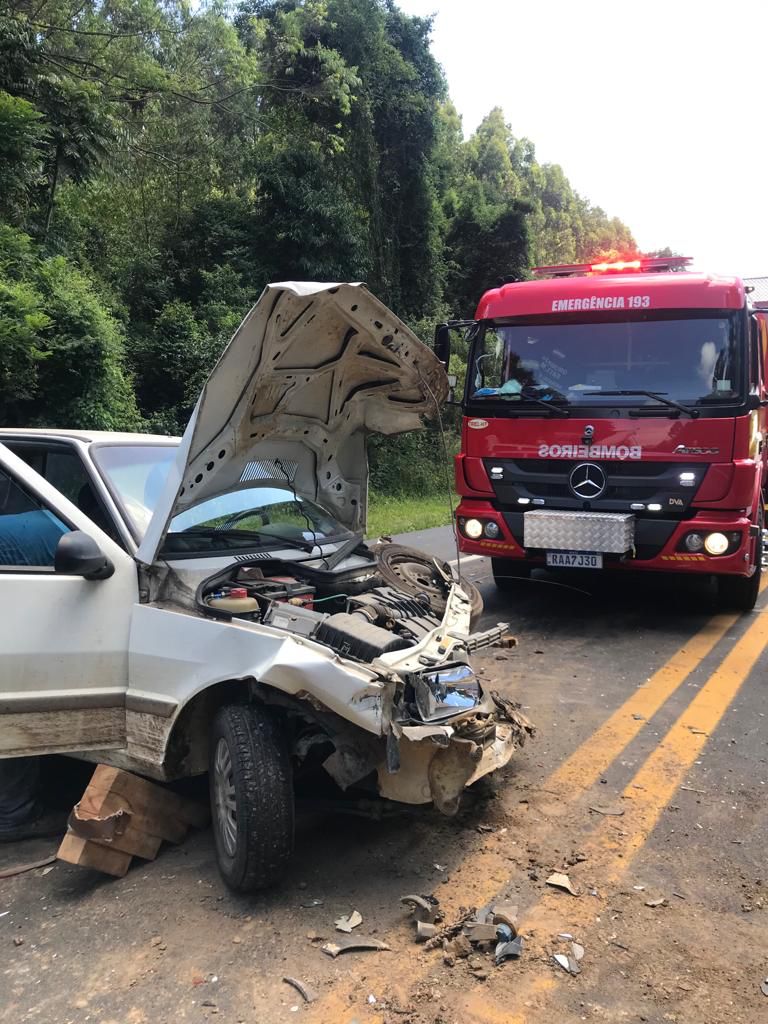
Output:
[[483, 521, 501, 539], [704, 532, 729, 556], [463, 518, 483, 539], [684, 532, 704, 552]]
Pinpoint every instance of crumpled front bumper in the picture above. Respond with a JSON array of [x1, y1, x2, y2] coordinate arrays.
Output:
[[376, 693, 534, 814]]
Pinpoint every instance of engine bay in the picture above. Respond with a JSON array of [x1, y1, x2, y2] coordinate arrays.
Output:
[[196, 547, 446, 664]]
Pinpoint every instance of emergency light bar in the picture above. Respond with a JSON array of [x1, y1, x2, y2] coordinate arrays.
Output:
[[532, 256, 693, 278]]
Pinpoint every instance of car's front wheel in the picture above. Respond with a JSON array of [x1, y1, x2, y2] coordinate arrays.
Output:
[[209, 704, 294, 892]]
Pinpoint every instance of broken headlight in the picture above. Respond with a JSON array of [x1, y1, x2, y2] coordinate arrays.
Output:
[[414, 663, 482, 722]]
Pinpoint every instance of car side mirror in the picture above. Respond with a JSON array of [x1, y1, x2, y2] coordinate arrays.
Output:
[[55, 530, 114, 580], [434, 323, 451, 370]]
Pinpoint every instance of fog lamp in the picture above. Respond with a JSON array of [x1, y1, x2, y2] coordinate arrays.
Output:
[[704, 531, 729, 556], [464, 518, 483, 539], [684, 532, 704, 553], [484, 521, 501, 539]]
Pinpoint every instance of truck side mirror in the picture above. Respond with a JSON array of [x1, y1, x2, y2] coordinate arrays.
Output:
[[55, 530, 114, 580], [434, 323, 451, 370]]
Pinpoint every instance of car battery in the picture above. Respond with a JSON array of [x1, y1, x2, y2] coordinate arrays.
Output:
[[243, 575, 315, 610]]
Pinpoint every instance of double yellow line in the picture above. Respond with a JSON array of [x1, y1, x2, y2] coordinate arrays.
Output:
[[307, 591, 767, 1024]]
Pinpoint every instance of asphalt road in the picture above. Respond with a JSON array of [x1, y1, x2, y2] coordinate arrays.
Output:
[[2, 527, 767, 1024]]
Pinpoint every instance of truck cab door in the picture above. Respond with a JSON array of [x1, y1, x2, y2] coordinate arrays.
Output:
[[0, 445, 137, 758]]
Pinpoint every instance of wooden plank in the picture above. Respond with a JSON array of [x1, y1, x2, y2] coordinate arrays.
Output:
[[76, 772, 188, 844], [91, 765, 209, 830], [57, 834, 132, 877]]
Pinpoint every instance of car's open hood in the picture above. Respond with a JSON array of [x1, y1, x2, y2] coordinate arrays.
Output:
[[136, 282, 448, 565]]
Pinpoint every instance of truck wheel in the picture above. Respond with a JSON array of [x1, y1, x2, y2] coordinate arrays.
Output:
[[492, 558, 531, 591], [209, 704, 294, 892], [717, 511, 763, 613]]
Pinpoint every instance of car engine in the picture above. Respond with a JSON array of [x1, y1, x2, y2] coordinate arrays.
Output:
[[196, 550, 447, 663]]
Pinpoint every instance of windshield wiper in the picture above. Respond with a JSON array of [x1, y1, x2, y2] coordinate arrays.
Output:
[[581, 389, 699, 419], [498, 387, 570, 417], [175, 528, 316, 553]]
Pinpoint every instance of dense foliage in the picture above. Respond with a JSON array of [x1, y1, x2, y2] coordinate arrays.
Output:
[[0, 0, 635, 493]]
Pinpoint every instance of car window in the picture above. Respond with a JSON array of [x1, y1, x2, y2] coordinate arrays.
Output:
[[6, 444, 121, 544], [0, 467, 69, 569]]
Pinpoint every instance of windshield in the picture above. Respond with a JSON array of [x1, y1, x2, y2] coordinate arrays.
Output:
[[92, 444, 354, 553], [470, 311, 744, 409]]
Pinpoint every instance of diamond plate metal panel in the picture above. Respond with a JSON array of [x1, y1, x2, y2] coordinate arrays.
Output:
[[524, 510, 634, 553]]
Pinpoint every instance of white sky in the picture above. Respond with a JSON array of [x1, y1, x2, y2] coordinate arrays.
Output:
[[397, 0, 767, 278]]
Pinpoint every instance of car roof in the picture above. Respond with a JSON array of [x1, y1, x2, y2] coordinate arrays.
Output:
[[0, 428, 180, 445]]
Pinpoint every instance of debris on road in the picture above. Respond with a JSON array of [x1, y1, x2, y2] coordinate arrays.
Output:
[[415, 922, 438, 942], [301, 899, 324, 909], [589, 804, 625, 816], [546, 872, 580, 896], [321, 937, 391, 958], [57, 765, 208, 878], [495, 936, 523, 964], [760, 978, 768, 997], [0, 855, 57, 879], [553, 952, 581, 976], [644, 897, 667, 908], [571, 942, 585, 961], [282, 977, 318, 1003], [490, 902, 519, 931], [334, 910, 362, 933], [400, 894, 441, 924]]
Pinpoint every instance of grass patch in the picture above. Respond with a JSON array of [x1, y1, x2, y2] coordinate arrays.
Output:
[[366, 491, 455, 539]]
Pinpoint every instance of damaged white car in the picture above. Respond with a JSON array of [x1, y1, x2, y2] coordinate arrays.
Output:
[[0, 282, 531, 891]]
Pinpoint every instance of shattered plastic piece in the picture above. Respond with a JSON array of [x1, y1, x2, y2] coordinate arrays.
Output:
[[321, 938, 391, 958], [553, 953, 581, 976], [495, 936, 523, 963], [282, 977, 318, 1004], [400, 894, 440, 924], [632, 885, 646, 891], [589, 804, 625, 817], [557, 933, 573, 941], [300, 899, 324, 908], [433, 863, 447, 872], [367, 995, 377, 1005], [463, 922, 499, 944], [416, 921, 438, 942], [334, 910, 362, 933], [644, 897, 667, 908], [546, 872, 580, 896], [761, 978, 768, 997], [496, 924, 514, 943], [571, 942, 585, 962]]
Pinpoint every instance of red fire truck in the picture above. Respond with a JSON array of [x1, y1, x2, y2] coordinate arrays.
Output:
[[436, 256, 768, 610]]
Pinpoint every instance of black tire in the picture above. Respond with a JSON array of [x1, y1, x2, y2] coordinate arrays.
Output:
[[372, 542, 483, 626], [492, 557, 531, 592], [717, 509, 763, 613], [209, 704, 294, 892]]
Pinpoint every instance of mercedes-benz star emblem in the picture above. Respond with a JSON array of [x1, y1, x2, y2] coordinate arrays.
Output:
[[569, 462, 606, 500]]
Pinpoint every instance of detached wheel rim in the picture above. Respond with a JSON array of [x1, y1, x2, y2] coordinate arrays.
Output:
[[214, 737, 237, 857], [387, 555, 445, 598]]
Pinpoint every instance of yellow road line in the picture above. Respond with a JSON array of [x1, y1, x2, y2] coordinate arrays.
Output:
[[306, 606, 749, 1023], [545, 612, 737, 797], [468, 604, 768, 1023]]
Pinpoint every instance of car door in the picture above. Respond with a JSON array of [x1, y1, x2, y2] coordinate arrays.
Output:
[[0, 444, 137, 758]]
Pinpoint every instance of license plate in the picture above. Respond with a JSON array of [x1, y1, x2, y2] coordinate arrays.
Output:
[[546, 551, 603, 569]]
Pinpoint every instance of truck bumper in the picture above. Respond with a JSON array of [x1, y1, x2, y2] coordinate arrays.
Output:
[[455, 500, 758, 578]]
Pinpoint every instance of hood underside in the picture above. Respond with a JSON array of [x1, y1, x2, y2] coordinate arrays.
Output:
[[137, 282, 448, 565]]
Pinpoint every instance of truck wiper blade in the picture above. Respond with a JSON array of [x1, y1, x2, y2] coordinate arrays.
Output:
[[582, 389, 699, 419], [501, 388, 570, 416]]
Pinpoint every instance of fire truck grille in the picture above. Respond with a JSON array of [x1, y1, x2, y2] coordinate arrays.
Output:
[[485, 459, 705, 519]]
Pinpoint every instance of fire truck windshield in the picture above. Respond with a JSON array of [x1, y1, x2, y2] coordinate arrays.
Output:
[[469, 311, 743, 411]]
